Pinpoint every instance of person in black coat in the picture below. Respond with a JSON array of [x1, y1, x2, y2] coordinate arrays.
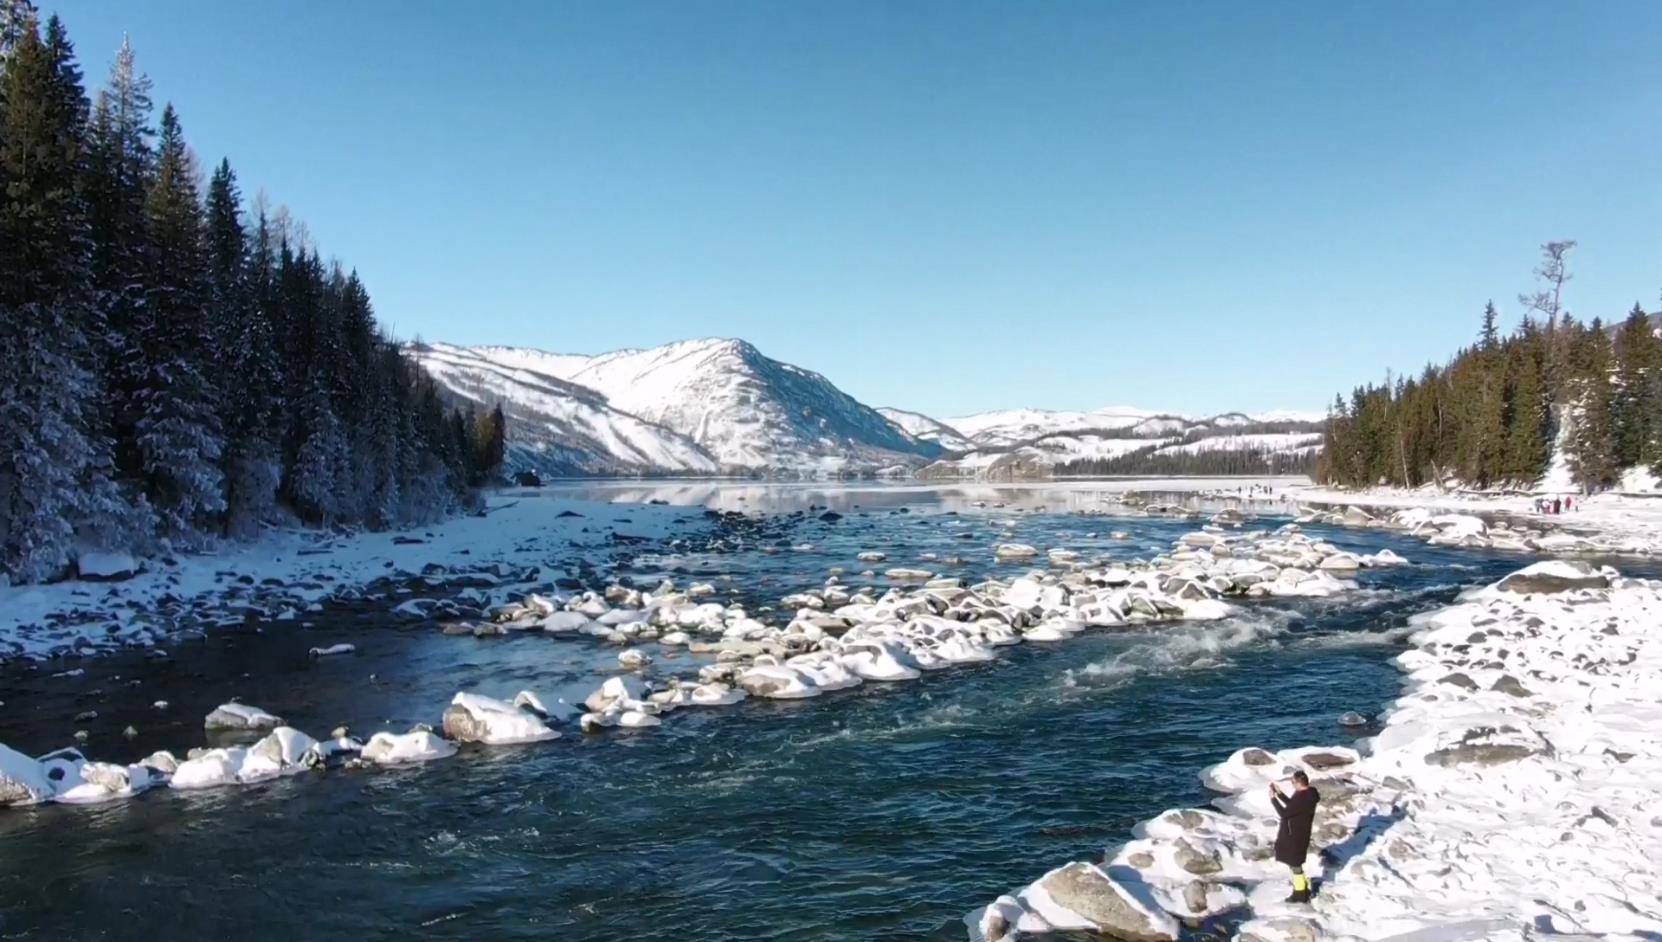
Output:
[[1269, 770, 1320, 902]]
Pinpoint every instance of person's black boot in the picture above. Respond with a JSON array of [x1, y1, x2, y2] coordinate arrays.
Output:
[[1284, 888, 1311, 904]]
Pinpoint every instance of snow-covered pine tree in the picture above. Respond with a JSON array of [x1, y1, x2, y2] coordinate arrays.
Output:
[[87, 37, 155, 506], [207, 160, 282, 536], [134, 103, 226, 542], [0, 13, 128, 580], [0, 0, 35, 60], [0, 14, 495, 583]]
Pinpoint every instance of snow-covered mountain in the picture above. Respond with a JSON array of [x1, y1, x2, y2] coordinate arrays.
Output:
[[415, 339, 941, 475], [411, 337, 1321, 480], [878, 407, 974, 452], [906, 406, 1325, 480], [943, 407, 1320, 449], [945, 407, 1179, 448], [410, 343, 719, 476]]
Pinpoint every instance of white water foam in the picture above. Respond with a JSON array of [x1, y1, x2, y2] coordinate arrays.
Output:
[[1061, 611, 1296, 690]]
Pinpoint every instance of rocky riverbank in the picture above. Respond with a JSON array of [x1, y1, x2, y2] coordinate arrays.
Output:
[[966, 557, 1662, 941], [0, 494, 715, 664]]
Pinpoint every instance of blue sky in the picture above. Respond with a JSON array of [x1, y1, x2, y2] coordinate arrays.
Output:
[[46, 1, 1662, 418]]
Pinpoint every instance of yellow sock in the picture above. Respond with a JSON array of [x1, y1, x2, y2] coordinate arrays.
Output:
[[1293, 873, 1310, 892]]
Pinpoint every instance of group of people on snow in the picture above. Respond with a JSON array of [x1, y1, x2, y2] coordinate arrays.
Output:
[[1533, 495, 1575, 514]]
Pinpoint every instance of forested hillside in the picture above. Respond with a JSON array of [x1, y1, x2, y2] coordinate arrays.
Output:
[[1319, 241, 1658, 492], [0, 5, 502, 585]]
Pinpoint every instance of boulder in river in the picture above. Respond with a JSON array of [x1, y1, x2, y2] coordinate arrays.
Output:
[[360, 729, 458, 766], [203, 702, 284, 732], [442, 693, 559, 745]]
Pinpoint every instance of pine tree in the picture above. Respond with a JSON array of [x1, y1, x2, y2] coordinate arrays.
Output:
[[0, 0, 35, 59], [87, 36, 154, 493], [1479, 300, 1499, 350], [0, 13, 127, 580], [134, 103, 226, 541], [473, 403, 507, 485], [206, 159, 282, 536], [1502, 327, 1550, 483], [1613, 303, 1654, 468], [1567, 319, 1617, 489]]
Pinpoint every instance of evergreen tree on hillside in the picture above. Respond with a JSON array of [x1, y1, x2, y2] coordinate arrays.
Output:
[[207, 159, 281, 535], [473, 404, 507, 485], [1567, 319, 1617, 489], [0, 12, 491, 585], [134, 103, 226, 541], [0, 12, 124, 579], [1614, 303, 1656, 468], [87, 36, 154, 492], [1501, 325, 1550, 483]]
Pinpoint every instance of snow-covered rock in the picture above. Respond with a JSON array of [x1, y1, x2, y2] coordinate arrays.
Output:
[[441, 693, 559, 745], [170, 748, 248, 790], [360, 730, 458, 766], [203, 702, 284, 732], [0, 744, 54, 806]]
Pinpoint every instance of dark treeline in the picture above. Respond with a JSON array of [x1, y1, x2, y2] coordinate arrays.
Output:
[[0, 6, 505, 584], [1318, 241, 1660, 492], [1057, 444, 1318, 477]]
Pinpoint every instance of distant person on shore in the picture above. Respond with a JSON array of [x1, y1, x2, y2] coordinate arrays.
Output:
[[1270, 770, 1320, 903], [1553, 497, 1562, 514]]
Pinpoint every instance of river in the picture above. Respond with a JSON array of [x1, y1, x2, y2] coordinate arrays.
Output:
[[0, 481, 1545, 940]]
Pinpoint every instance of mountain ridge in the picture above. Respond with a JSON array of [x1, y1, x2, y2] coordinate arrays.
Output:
[[412, 337, 1322, 479]]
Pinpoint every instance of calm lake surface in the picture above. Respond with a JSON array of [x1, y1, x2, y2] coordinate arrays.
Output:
[[0, 480, 1546, 940]]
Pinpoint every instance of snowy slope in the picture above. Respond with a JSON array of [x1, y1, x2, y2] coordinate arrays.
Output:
[[878, 407, 974, 452], [408, 343, 718, 476], [919, 413, 1324, 480], [1157, 432, 1323, 455], [947, 408, 1175, 448], [920, 434, 1175, 480], [948, 407, 1324, 448], [429, 339, 940, 474]]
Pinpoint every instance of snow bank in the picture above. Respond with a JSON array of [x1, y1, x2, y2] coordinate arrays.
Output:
[[969, 561, 1662, 940]]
